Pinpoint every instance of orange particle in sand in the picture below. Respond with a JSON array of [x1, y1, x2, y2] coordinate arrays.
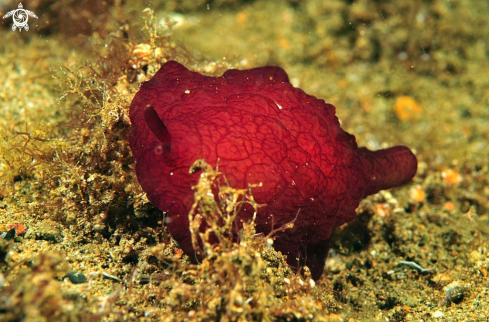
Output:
[[360, 96, 372, 112], [279, 38, 290, 50], [444, 201, 456, 211], [442, 169, 463, 184], [325, 313, 342, 322], [394, 96, 422, 121], [375, 203, 389, 218], [6, 223, 26, 235], [236, 12, 247, 25], [338, 79, 348, 89], [174, 248, 182, 259], [409, 185, 426, 202]]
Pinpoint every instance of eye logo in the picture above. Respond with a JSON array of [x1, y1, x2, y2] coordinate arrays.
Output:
[[3, 3, 38, 32]]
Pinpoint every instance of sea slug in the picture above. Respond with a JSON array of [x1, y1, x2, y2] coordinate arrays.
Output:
[[129, 61, 417, 280]]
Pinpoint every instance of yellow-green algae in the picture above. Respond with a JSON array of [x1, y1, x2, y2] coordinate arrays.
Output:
[[0, 0, 489, 321]]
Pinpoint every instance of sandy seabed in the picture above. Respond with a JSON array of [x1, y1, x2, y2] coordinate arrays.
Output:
[[1, 1, 488, 321]]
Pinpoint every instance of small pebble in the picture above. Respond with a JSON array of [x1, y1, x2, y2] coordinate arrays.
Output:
[[64, 271, 87, 284], [443, 280, 466, 304], [432, 310, 445, 318], [4, 228, 16, 240]]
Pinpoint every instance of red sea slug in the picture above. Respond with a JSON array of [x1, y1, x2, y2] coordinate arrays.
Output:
[[129, 61, 417, 280]]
